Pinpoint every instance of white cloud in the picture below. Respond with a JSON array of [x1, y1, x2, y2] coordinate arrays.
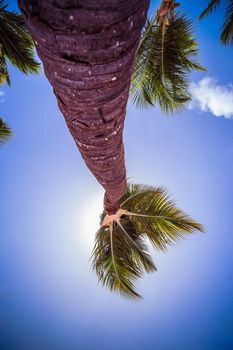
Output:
[[189, 77, 233, 119], [0, 90, 5, 97]]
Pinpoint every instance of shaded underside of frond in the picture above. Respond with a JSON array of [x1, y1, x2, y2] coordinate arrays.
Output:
[[91, 214, 157, 299], [91, 224, 143, 299], [198, 0, 221, 20], [0, 51, 10, 85], [221, 1, 233, 45], [0, 117, 12, 145], [0, 0, 40, 80], [130, 12, 205, 113]]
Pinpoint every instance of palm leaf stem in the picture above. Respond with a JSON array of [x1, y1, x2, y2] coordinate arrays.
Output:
[[120, 192, 150, 207], [137, 13, 158, 55], [138, 0, 175, 51], [120, 210, 204, 232], [122, 209, 187, 221], [117, 219, 144, 252], [171, 0, 175, 18], [160, 20, 182, 106], [161, 21, 166, 78]]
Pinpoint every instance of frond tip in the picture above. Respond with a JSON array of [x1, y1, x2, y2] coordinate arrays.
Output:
[[0, 117, 12, 146], [91, 183, 204, 300], [198, 0, 221, 21]]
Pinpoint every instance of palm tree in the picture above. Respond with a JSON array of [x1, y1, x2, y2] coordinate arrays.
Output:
[[0, 117, 12, 145], [130, 0, 206, 113], [92, 183, 203, 299], [18, 0, 203, 298], [199, 0, 233, 46]]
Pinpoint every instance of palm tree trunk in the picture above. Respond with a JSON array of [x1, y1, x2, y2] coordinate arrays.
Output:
[[18, 0, 150, 214]]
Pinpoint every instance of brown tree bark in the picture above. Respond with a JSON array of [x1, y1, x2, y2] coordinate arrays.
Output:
[[18, 0, 150, 214]]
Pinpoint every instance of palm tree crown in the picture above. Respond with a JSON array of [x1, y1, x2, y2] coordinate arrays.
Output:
[[130, 1, 205, 114], [92, 183, 204, 299]]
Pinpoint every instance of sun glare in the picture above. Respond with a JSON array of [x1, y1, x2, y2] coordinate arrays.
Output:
[[80, 192, 104, 251]]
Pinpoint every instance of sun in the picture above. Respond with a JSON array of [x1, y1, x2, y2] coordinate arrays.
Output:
[[80, 192, 104, 252]]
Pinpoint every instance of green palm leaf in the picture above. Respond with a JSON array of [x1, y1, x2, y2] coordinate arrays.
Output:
[[120, 184, 204, 251], [130, 12, 205, 113], [198, 0, 221, 20], [0, 48, 10, 85], [0, 117, 12, 145], [91, 183, 203, 299], [199, 0, 233, 46], [221, 1, 233, 45], [91, 223, 144, 299], [0, 0, 40, 85]]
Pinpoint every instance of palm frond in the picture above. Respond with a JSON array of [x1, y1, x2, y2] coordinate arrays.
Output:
[[198, 0, 221, 20], [0, 46, 10, 85], [220, 1, 233, 45], [120, 184, 204, 251], [117, 217, 157, 274], [91, 183, 203, 299], [91, 223, 144, 299], [0, 117, 12, 145], [130, 12, 205, 114], [0, 0, 40, 82]]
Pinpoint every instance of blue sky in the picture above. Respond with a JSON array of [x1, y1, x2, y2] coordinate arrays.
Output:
[[1, 1, 233, 349]]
